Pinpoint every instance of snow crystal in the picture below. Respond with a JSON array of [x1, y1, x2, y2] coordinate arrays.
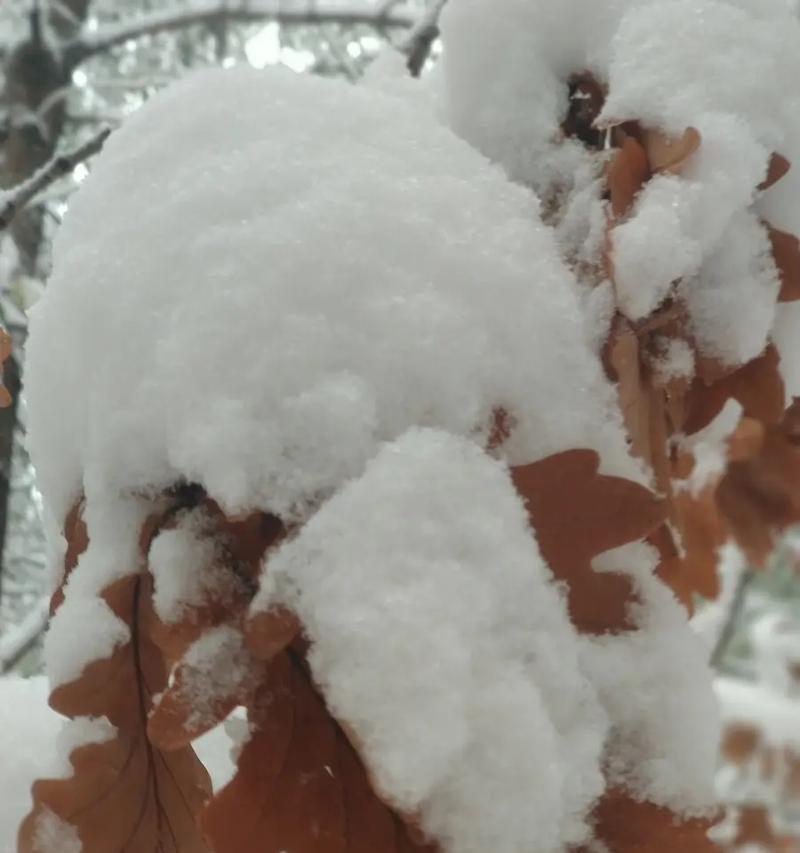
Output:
[[253, 428, 608, 852], [581, 542, 720, 816], [25, 63, 634, 532]]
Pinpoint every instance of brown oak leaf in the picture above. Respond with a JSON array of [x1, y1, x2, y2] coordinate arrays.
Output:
[[717, 412, 800, 567], [758, 153, 791, 191], [682, 344, 785, 436], [510, 449, 666, 633], [608, 136, 650, 218], [768, 225, 800, 302], [641, 126, 701, 175], [201, 650, 437, 853], [19, 569, 212, 853]]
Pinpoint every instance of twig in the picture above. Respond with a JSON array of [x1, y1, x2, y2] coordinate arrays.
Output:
[[399, 0, 447, 77], [710, 567, 755, 670], [0, 127, 111, 232], [65, 1, 417, 68], [0, 596, 49, 672]]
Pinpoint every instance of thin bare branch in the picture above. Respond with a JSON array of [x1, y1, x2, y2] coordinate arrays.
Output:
[[399, 0, 446, 77], [0, 127, 110, 232], [66, 1, 417, 68]]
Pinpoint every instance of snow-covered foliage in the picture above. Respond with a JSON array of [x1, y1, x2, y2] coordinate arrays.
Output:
[[439, 0, 800, 371], [19, 0, 800, 849]]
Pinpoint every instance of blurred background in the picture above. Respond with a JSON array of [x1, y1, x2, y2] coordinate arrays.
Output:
[[0, 1, 797, 850]]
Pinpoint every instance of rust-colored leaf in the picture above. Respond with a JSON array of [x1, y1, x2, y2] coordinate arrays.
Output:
[[768, 224, 800, 302], [642, 126, 701, 175], [720, 724, 760, 766], [510, 449, 665, 633], [683, 345, 785, 435], [758, 152, 791, 191], [608, 136, 650, 218], [245, 605, 302, 662], [201, 650, 437, 853], [605, 321, 672, 497], [20, 570, 212, 853], [717, 415, 800, 567], [586, 789, 719, 852]]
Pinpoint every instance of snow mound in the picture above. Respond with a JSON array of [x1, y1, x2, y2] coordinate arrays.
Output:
[[25, 64, 632, 530], [252, 428, 608, 852]]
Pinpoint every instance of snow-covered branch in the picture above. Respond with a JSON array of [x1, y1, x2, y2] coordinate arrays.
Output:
[[0, 127, 111, 231], [66, 1, 418, 68], [399, 0, 446, 76]]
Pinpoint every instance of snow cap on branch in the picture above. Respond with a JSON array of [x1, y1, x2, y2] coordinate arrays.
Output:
[[25, 63, 633, 527]]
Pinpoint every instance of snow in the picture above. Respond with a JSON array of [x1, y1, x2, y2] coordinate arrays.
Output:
[[581, 542, 720, 815], [174, 626, 259, 731], [251, 428, 608, 852], [715, 677, 800, 753], [25, 64, 634, 536], [149, 507, 229, 624], [44, 495, 152, 688]]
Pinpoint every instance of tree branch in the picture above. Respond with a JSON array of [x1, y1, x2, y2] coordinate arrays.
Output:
[[65, 1, 417, 69], [399, 0, 446, 77], [710, 567, 754, 671], [0, 127, 110, 232]]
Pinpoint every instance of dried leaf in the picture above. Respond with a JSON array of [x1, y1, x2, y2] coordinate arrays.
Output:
[[20, 571, 212, 853], [245, 605, 302, 661], [758, 153, 791, 191], [608, 136, 650, 218], [586, 789, 719, 852], [605, 322, 671, 496], [642, 126, 701, 175], [717, 417, 800, 567], [201, 650, 437, 853], [768, 225, 800, 302], [720, 724, 761, 766], [683, 345, 785, 436], [510, 449, 665, 633]]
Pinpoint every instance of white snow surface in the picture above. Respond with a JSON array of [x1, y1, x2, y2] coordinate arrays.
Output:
[[439, 0, 800, 364], [24, 64, 634, 531], [582, 542, 720, 815], [253, 429, 609, 852]]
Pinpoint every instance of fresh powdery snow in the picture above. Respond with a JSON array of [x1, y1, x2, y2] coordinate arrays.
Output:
[[24, 64, 634, 530]]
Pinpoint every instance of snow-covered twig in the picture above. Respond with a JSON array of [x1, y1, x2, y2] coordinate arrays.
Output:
[[0, 127, 111, 232], [65, 1, 417, 68], [399, 0, 446, 76]]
